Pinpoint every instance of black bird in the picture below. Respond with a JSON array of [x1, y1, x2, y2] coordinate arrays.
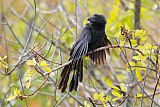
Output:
[[58, 14, 111, 92]]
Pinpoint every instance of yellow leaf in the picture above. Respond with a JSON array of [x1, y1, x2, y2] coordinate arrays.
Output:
[[26, 58, 36, 66], [3, 56, 7, 59], [84, 101, 91, 107], [14, 88, 21, 96], [120, 41, 125, 46], [99, 92, 105, 98], [152, 46, 158, 50], [84, 101, 87, 105], [105, 95, 112, 101], [135, 29, 146, 38], [86, 104, 91, 107], [0, 63, 8, 69], [140, 36, 147, 43], [137, 46, 144, 50], [130, 39, 137, 46], [0, 56, 8, 69], [112, 97, 121, 102], [111, 85, 120, 90], [40, 61, 49, 67], [28, 69, 35, 77], [138, 54, 147, 61], [0, 56, 7, 60], [25, 78, 31, 89], [126, 68, 130, 72], [44, 67, 52, 72], [135, 93, 142, 98], [120, 83, 127, 92], [93, 93, 99, 100], [112, 90, 122, 98], [102, 101, 107, 107], [144, 43, 152, 50], [100, 97, 105, 102], [129, 62, 135, 66], [132, 56, 140, 60], [106, 79, 113, 87], [7, 95, 16, 101], [136, 69, 142, 81]]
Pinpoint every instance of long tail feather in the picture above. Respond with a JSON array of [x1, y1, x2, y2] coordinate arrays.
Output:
[[69, 75, 74, 92], [79, 59, 83, 82], [59, 58, 83, 92], [58, 63, 72, 92]]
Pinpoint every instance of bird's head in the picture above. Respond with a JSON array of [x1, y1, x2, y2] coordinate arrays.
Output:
[[87, 14, 106, 27]]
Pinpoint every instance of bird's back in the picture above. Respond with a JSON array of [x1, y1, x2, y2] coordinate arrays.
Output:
[[88, 24, 106, 52]]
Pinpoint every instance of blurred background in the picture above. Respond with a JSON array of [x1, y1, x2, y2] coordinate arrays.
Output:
[[0, 0, 160, 107]]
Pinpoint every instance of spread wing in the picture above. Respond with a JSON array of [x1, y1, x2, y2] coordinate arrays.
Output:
[[58, 27, 91, 92], [89, 35, 112, 65]]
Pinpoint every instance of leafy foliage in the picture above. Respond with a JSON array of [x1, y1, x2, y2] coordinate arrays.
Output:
[[0, 0, 160, 107]]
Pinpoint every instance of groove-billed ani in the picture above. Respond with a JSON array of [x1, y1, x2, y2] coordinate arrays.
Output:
[[58, 14, 111, 92]]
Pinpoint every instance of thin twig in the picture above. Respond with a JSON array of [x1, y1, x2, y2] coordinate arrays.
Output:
[[87, 45, 144, 55], [151, 74, 160, 107]]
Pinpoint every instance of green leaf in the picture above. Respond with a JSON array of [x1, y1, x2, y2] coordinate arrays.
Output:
[[12, 21, 26, 37]]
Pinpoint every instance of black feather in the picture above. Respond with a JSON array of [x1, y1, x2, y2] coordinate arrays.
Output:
[[69, 75, 75, 92], [74, 71, 79, 91], [79, 59, 83, 82]]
